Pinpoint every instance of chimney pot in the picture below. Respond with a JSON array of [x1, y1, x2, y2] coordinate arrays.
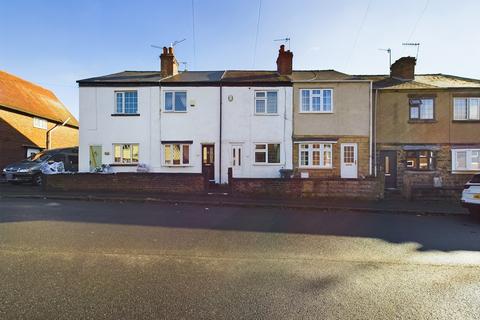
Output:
[[390, 56, 416, 80]]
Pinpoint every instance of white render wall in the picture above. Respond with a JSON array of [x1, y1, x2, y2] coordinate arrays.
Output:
[[79, 86, 161, 173], [79, 84, 293, 183], [221, 86, 293, 183]]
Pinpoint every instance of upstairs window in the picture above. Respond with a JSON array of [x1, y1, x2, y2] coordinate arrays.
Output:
[[33, 117, 47, 129], [406, 150, 435, 170], [453, 98, 480, 120], [409, 98, 434, 120], [115, 91, 138, 114], [255, 91, 278, 114], [300, 89, 333, 113], [163, 143, 190, 165], [113, 144, 139, 164], [452, 149, 480, 171], [254, 143, 280, 164], [164, 91, 187, 112]]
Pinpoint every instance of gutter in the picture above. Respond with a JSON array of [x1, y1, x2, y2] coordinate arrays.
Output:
[[46, 117, 71, 149], [369, 81, 373, 176], [291, 79, 372, 83], [219, 71, 226, 184]]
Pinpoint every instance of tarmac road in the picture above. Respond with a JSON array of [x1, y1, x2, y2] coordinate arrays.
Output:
[[0, 198, 480, 319]]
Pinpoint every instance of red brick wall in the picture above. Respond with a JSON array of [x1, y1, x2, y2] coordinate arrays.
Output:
[[0, 108, 78, 169], [43, 173, 206, 194], [231, 177, 383, 200]]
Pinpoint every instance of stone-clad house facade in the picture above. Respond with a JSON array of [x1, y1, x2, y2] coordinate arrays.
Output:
[[361, 57, 480, 197]]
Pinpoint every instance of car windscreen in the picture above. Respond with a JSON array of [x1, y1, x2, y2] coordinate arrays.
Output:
[[27, 152, 52, 162]]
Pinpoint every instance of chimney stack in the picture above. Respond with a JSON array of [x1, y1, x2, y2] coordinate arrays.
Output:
[[276, 45, 293, 75], [160, 46, 179, 78], [390, 56, 416, 80]]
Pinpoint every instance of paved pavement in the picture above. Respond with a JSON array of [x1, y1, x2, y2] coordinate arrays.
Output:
[[0, 183, 469, 215], [0, 197, 480, 319]]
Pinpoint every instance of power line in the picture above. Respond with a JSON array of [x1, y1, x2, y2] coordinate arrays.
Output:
[[252, 0, 262, 68], [191, 0, 197, 70], [406, 0, 430, 43], [345, 0, 372, 71]]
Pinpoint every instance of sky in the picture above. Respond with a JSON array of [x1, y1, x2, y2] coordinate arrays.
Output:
[[1, 0, 479, 119]]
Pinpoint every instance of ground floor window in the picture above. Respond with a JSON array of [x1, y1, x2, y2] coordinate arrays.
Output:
[[452, 149, 480, 171], [164, 144, 190, 165], [406, 150, 435, 170], [299, 143, 332, 168], [254, 143, 280, 164], [113, 144, 139, 164]]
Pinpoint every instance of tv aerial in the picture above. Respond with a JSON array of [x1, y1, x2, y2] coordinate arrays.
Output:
[[274, 37, 291, 50], [402, 42, 420, 59], [378, 48, 392, 68], [151, 38, 187, 50]]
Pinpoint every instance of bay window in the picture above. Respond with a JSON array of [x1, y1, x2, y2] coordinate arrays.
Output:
[[299, 143, 332, 168]]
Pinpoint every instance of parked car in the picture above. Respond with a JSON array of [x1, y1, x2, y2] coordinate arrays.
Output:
[[461, 174, 480, 217], [2, 147, 78, 185]]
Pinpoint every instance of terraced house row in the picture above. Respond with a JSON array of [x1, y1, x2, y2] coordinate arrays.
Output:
[[77, 46, 480, 197]]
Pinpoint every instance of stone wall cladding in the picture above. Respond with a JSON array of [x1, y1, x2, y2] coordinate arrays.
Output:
[[43, 173, 206, 194], [293, 136, 370, 179], [231, 177, 383, 200]]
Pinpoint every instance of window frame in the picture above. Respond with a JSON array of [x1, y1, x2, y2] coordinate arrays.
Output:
[[405, 150, 436, 171], [163, 143, 191, 166], [114, 91, 138, 115], [254, 143, 281, 165], [299, 88, 333, 113], [452, 149, 480, 172], [409, 98, 435, 121], [33, 117, 47, 129], [453, 97, 480, 121], [163, 91, 188, 113], [298, 143, 333, 169], [254, 90, 278, 115], [113, 144, 139, 164]]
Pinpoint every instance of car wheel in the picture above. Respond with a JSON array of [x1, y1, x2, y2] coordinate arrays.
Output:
[[33, 174, 42, 186]]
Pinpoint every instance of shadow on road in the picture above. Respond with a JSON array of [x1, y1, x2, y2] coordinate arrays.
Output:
[[1, 197, 480, 253]]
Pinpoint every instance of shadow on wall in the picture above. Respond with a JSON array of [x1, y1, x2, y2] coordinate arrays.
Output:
[[1, 198, 480, 253], [0, 117, 40, 169]]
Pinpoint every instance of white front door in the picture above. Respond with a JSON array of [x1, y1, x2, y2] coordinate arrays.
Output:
[[231, 145, 243, 177], [341, 143, 358, 178]]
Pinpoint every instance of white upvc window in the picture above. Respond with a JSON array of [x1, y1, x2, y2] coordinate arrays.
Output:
[[113, 144, 139, 164], [163, 144, 190, 166], [33, 117, 47, 129], [299, 143, 332, 168], [300, 89, 333, 113], [164, 91, 187, 112], [254, 143, 281, 164], [255, 91, 278, 114], [452, 149, 480, 171], [115, 91, 138, 114], [453, 98, 480, 120], [409, 98, 434, 120]]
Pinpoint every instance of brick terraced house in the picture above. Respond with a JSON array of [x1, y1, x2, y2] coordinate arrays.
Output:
[[361, 57, 480, 197], [0, 71, 79, 170]]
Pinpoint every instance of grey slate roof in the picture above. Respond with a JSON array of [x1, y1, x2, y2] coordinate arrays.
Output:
[[290, 70, 353, 81], [355, 74, 480, 89], [77, 71, 163, 84]]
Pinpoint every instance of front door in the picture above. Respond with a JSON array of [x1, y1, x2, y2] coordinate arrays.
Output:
[[231, 145, 243, 177], [202, 144, 215, 183], [380, 150, 397, 189], [341, 143, 358, 178], [89, 145, 102, 172]]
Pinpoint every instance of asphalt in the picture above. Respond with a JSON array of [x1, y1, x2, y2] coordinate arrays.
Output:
[[0, 198, 480, 319]]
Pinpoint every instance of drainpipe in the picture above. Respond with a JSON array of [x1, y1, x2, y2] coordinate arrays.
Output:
[[374, 88, 378, 177], [219, 84, 223, 184], [369, 81, 373, 176], [46, 117, 71, 149]]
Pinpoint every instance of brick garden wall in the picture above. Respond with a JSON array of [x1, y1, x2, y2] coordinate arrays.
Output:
[[230, 176, 383, 200], [43, 173, 206, 194]]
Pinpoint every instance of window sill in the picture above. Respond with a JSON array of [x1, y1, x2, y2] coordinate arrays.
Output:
[[405, 169, 436, 173], [452, 120, 480, 123], [452, 170, 480, 174], [111, 113, 140, 117], [254, 113, 279, 116], [110, 163, 138, 167], [162, 164, 193, 167], [299, 111, 334, 114], [299, 166, 334, 170], [253, 163, 283, 166], [163, 110, 188, 113], [408, 120, 437, 123]]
